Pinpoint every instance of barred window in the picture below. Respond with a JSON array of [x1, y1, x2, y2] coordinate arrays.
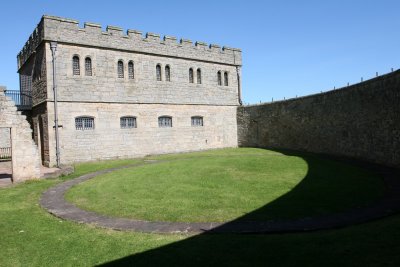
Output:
[[191, 116, 203, 127], [197, 68, 202, 84], [165, 65, 171, 81], [158, 116, 172, 127], [118, 60, 124, 78], [72, 56, 80, 75], [85, 57, 92, 76], [128, 61, 134, 79], [156, 64, 162, 81], [75, 117, 94, 130], [217, 71, 222, 86], [224, 72, 229, 86], [120, 116, 137, 128], [189, 68, 194, 83]]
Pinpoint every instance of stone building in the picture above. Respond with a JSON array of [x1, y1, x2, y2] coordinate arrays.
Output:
[[17, 15, 242, 167]]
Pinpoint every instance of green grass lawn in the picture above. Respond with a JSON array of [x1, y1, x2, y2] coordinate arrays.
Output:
[[66, 148, 384, 222], [1, 148, 399, 266]]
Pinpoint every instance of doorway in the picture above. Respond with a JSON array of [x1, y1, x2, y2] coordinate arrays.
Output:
[[0, 127, 12, 186]]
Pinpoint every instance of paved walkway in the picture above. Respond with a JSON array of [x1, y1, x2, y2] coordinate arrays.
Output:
[[40, 161, 400, 234]]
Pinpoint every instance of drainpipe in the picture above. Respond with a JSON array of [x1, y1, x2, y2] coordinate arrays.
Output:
[[50, 42, 60, 168], [233, 50, 242, 106], [236, 66, 243, 105]]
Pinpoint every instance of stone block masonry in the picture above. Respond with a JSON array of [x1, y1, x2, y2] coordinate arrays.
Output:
[[237, 70, 400, 168], [46, 102, 238, 165], [0, 86, 41, 181]]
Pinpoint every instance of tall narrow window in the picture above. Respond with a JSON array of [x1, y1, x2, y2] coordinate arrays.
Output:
[[128, 61, 134, 79], [189, 68, 194, 83], [217, 71, 222, 86], [191, 116, 203, 127], [156, 64, 162, 81], [118, 60, 124, 78], [165, 65, 171, 82], [75, 116, 94, 130], [85, 57, 92, 76], [197, 68, 202, 84], [224, 72, 228, 86], [72, 56, 80, 76], [158, 116, 172, 127]]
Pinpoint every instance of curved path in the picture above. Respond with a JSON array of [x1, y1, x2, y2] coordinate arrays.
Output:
[[40, 160, 400, 234]]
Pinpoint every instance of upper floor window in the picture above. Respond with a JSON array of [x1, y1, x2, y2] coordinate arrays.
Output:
[[72, 56, 80, 76], [75, 116, 94, 130], [128, 61, 134, 79], [191, 116, 203, 127], [197, 68, 202, 84], [165, 65, 171, 82], [158, 116, 172, 127], [85, 57, 92, 76], [120, 116, 137, 128], [189, 68, 194, 83], [118, 60, 124, 78], [217, 71, 222, 86], [156, 64, 162, 81], [224, 72, 229, 86]]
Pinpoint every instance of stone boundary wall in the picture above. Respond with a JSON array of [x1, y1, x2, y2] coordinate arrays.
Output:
[[237, 70, 400, 168], [18, 15, 242, 69], [0, 86, 41, 181]]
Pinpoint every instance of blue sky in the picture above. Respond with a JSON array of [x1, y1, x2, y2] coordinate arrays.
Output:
[[1, 0, 399, 104]]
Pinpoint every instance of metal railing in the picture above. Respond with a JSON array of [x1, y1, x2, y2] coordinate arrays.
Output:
[[4, 90, 32, 110], [0, 147, 11, 160]]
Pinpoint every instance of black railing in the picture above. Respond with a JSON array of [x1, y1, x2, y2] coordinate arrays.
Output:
[[0, 147, 11, 160], [4, 90, 32, 110]]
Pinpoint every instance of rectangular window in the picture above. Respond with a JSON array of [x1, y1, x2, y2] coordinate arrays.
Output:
[[158, 116, 172, 127], [120, 117, 137, 128], [75, 117, 94, 130], [191, 116, 203, 127]]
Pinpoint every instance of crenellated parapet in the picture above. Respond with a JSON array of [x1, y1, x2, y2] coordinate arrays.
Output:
[[17, 15, 242, 70]]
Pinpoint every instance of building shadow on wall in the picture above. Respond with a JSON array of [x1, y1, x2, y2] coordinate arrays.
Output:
[[98, 149, 397, 266]]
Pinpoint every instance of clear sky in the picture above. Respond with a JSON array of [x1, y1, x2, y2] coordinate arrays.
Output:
[[1, 0, 399, 104]]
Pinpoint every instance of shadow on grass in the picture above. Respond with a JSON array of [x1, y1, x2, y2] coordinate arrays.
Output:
[[98, 149, 398, 266]]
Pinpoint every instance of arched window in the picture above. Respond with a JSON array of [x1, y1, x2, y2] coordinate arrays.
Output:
[[85, 57, 92, 76], [197, 68, 202, 84], [120, 116, 137, 128], [118, 60, 124, 78], [189, 68, 194, 83], [158, 116, 172, 127], [72, 56, 80, 75], [75, 116, 94, 130], [191, 116, 203, 127], [156, 64, 162, 81], [224, 72, 228, 86], [128, 61, 134, 79], [165, 65, 171, 82], [217, 71, 222, 86]]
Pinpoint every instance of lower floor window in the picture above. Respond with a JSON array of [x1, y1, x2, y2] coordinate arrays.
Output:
[[75, 116, 94, 130], [120, 116, 137, 128], [191, 116, 204, 126], [158, 116, 172, 127]]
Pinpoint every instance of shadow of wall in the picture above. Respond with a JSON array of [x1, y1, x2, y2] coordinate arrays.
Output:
[[97, 149, 399, 266]]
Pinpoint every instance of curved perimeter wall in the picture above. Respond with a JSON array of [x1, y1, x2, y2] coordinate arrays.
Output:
[[237, 70, 400, 168]]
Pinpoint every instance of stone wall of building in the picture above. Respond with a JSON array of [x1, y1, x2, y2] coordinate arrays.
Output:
[[44, 102, 237, 165], [238, 70, 400, 168], [18, 15, 241, 70], [0, 86, 41, 181], [44, 43, 240, 106]]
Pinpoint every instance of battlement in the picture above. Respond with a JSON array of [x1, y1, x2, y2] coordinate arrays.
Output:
[[17, 15, 242, 70]]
